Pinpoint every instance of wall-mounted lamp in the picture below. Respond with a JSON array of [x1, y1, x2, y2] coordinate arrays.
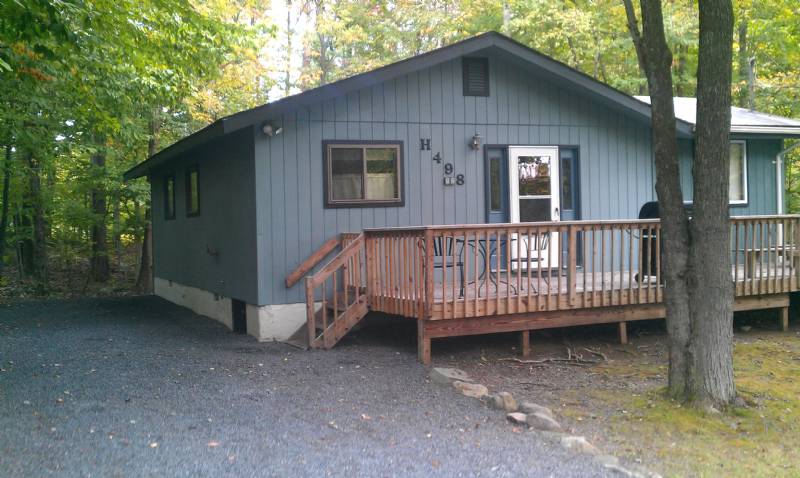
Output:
[[261, 122, 283, 137], [469, 133, 481, 151]]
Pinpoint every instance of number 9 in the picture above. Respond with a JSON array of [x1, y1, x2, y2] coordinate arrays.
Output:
[[444, 163, 454, 175]]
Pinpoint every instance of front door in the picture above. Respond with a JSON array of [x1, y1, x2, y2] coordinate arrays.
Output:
[[508, 146, 560, 269]]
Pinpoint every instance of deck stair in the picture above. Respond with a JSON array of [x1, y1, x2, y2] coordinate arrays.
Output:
[[300, 233, 370, 349]]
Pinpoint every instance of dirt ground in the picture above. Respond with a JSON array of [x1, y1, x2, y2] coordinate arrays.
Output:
[[428, 308, 798, 476]]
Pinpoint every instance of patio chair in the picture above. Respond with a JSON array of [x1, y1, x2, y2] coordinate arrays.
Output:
[[432, 236, 465, 297], [508, 232, 551, 293]]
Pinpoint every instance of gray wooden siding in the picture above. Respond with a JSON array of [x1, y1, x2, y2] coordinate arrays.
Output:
[[255, 56, 657, 305], [151, 127, 259, 304], [679, 137, 783, 215]]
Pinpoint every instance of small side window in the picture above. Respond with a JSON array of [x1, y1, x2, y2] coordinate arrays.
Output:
[[164, 174, 175, 220], [729, 141, 747, 205], [186, 165, 200, 217]]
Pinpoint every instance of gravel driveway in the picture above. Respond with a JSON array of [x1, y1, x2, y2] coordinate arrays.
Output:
[[0, 297, 613, 477]]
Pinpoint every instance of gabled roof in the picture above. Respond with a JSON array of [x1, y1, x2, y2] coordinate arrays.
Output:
[[635, 96, 800, 136], [125, 32, 701, 180]]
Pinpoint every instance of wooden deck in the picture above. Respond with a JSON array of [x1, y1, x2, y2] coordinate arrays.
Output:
[[301, 216, 800, 363]]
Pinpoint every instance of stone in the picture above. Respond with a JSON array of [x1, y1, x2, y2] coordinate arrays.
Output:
[[506, 412, 527, 425], [452, 380, 488, 398], [741, 325, 752, 332], [489, 392, 518, 412], [560, 435, 601, 455], [526, 412, 562, 432], [593, 454, 620, 468], [430, 367, 471, 385], [519, 401, 555, 419]]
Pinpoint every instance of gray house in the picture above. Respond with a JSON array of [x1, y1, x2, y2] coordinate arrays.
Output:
[[125, 32, 800, 350]]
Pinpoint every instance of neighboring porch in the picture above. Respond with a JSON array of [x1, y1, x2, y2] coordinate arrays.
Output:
[[299, 215, 799, 364]]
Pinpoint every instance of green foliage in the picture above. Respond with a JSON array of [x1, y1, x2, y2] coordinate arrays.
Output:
[[0, 0, 275, 286]]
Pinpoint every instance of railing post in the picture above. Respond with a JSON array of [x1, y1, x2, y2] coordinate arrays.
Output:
[[305, 277, 316, 348], [567, 224, 577, 307], [424, 229, 434, 319]]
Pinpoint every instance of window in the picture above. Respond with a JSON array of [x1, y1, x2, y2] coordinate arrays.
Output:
[[325, 141, 403, 207], [164, 174, 175, 220], [729, 141, 747, 204], [462, 57, 489, 97], [185, 165, 200, 216]]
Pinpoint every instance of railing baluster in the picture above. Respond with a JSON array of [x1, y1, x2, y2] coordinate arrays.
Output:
[[655, 223, 661, 302]]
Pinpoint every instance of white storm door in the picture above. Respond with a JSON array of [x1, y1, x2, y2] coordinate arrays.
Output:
[[508, 146, 560, 269]]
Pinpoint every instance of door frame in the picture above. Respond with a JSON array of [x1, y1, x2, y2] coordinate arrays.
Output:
[[508, 145, 561, 269]]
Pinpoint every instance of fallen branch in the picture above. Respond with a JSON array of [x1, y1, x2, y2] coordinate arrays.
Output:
[[499, 356, 601, 365], [581, 347, 608, 361]]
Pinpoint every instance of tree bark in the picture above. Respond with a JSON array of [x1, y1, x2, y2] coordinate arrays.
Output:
[[90, 141, 110, 282], [24, 152, 47, 283], [687, 0, 736, 407], [135, 113, 159, 294], [0, 144, 12, 274], [624, 0, 692, 397]]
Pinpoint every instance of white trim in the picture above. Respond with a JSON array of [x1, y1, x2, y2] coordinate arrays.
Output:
[[730, 126, 800, 135], [729, 140, 748, 205]]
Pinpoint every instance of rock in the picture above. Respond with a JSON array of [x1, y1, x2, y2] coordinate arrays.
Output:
[[733, 396, 747, 408], [741, 325, 752, 332], [506, 412, 527, 425], [452, 380, 488, 398], [489, 392, 518, 412], [429, 367, 471, 385], [526, 412, 562, 432], [593, 454, 620, 468], [519, 401, 554, 419], [560, 435, 601, 455]]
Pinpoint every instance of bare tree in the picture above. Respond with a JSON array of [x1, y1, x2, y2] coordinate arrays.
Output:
[[623, 0, 736, 407]]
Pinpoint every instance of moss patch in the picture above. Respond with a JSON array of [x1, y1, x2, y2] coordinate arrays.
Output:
[[591, 336, 800, 477]]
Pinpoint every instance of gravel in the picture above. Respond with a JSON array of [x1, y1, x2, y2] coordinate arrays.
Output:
[[0, 296, 614, 477]]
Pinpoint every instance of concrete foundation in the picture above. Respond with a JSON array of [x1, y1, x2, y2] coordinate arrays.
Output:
[[154, 277, 306, 342], [246, 303, 307, 342], [154, 277, 233, 329]]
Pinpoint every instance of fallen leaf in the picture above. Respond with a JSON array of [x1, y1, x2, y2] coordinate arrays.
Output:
[[207, 441, 220, 448], [361, 414, 372, 420], [149, 442, 158, 448]]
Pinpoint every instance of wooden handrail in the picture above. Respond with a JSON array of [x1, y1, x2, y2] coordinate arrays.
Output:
[[286, 236, 341, 288], [362, 215, 800, 321], [309, 234, 365, 287]]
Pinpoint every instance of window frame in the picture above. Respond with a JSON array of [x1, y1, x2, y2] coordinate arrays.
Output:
[[681, 140, 749, 207], [729, 140, 748, 206], [185, 164, 200, 217], [163, 173, 176, 220], [323, 140, 404, 208]]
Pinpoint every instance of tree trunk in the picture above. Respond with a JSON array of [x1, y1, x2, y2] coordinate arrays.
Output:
[[0, 144, 12, 274], [113, 195, 122, 270], [90, 142, 110, 282], [624, 0, 692, 397], [687, 0, 736, 407], [25, 152, 47, 283], [135, 114, 159, 294]]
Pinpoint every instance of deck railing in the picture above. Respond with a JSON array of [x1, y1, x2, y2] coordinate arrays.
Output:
[[305, 233, 368, 348], [364, 215, 800, 320]]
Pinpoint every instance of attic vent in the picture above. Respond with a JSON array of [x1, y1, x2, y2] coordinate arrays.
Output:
[[462, 57, 489, 97]]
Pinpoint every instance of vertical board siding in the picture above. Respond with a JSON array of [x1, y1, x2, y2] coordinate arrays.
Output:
[[253, 56, 781, 305], [679, 137, 781, 216], [152, 127, 259, 303]]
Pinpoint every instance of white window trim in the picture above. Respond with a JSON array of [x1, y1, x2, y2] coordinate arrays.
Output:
[[729, 140, 748, 205], [682, 140, 748, 206]]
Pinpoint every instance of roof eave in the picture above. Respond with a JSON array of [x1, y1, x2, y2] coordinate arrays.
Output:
[[730, 125, 800, 137], [122, 120, 226, 180]]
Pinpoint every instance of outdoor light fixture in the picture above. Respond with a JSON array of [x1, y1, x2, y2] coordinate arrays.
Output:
[[469, 133, 481, 150], [261, 122, 283, 137]]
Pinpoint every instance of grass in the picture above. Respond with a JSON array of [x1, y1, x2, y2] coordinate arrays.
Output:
[[589, 333, 800, 477]]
